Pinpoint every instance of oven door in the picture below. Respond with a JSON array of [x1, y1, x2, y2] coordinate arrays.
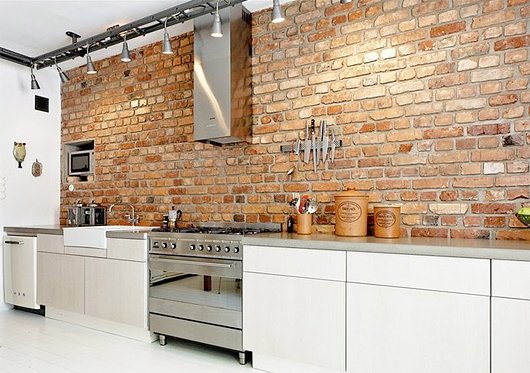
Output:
[[148, 254, 242, 329]]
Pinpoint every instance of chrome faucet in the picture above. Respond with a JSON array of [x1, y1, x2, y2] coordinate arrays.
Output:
[[108, 203, 140, 226]]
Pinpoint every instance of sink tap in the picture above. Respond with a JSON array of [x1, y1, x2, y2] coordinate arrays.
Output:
[[108, 203, 140, 226]]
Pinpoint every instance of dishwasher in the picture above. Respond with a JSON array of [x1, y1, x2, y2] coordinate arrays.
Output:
[[3, 235, 40, 309]]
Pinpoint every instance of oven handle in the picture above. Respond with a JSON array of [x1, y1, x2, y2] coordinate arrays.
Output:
[[149, 255, 234, 268]]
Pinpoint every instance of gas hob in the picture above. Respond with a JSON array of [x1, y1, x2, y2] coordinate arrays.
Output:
[[148, 222, 281, 260]]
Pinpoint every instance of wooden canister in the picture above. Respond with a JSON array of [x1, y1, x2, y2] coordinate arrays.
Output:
[[374, 205, 401, 238], [335, 191, 369, 236], [297, 214, 313, 235]]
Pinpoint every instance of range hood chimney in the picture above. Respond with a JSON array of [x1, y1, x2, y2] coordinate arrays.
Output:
[[193, 4, 252, 145]]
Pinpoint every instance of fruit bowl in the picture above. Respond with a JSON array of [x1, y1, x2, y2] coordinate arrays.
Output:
[[515, 213, 530, 227]]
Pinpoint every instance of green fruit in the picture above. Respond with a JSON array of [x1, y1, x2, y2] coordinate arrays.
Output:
[[517, 207, 530, 215]]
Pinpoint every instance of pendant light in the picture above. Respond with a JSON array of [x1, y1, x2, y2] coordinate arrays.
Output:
[[272, 0, 285, 23], [211, 0, 223, 38], [120, 35, 131, 62], [86, 45, 97, 74], [162, 17, 173, 54], [55, 57, 70, 83], [30, 65, 40, 90]]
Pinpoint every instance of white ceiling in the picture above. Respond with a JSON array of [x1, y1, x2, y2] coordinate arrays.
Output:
[[0, 0, 290, 71]]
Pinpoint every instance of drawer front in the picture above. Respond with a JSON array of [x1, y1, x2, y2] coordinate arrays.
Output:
[[36, 234, 64, 254], [107, 238, 147, 262], [492, 260, 530, 300], [243, 245, 345, 281], [348, 252, 490, 295]]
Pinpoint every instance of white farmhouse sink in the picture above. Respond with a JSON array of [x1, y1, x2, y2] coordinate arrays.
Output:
[[63, 225, 150, 250]]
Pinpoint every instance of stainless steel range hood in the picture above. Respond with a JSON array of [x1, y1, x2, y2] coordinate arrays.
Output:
[[193, 4, 252, 145]]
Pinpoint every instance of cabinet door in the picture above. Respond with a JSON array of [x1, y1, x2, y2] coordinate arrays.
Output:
[[37, 252, 84, 313], [4, 236, 38, 309], [243, 272, 345, 372], [347, 283, 489, 373], [85, 257, 147, 328], [492, 297, 530, 373]]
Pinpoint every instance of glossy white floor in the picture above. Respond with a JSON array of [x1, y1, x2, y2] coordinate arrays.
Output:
[[0, 308, 260, 373]]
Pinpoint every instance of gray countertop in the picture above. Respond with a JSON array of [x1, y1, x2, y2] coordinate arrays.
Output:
[[242, 232, 530, 261], [3, 225, 155, 239]]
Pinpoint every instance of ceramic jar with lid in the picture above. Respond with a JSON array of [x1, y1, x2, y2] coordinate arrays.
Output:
[[335, 190, 369, 236], [374, 204, 401, 238]]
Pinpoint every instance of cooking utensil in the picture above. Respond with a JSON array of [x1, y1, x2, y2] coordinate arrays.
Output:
[[330, 129, 336, 164], [311, 119, 317, 172], [307, 199, 318, 214], [299, 194, 309, 214], [304, 121, 311, 163], [287, 141, 296, 177], [294, 138, 300, 156], [322, 121, 328, 164]]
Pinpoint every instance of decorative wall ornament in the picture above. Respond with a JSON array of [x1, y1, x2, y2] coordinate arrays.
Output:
[[13, 142, 26, 168], [32, 159, 42, 177]]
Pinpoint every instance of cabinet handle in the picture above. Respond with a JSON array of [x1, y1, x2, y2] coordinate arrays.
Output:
[[4, 240, 24, 245]]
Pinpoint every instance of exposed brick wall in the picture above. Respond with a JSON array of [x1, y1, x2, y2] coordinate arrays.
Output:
[[61, 0, 530, 240]]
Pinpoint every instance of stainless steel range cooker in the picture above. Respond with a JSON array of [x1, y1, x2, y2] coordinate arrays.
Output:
[[148, 223, 281, 364]]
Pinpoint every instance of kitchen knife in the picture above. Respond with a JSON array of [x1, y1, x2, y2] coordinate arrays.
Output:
[[322, 120, 328, 164], [304, 121, 311, 163], [312, 120, 318, 172], [330, 128, 336, 164]]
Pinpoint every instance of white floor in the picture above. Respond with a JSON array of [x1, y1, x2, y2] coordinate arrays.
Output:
[[0, 308, 261, 373]]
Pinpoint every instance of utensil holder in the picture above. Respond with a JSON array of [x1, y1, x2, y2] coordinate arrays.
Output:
[[297, 214, 312, 235]]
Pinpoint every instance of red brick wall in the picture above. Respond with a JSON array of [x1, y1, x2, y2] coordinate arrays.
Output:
[[61, 0, 530, 239]]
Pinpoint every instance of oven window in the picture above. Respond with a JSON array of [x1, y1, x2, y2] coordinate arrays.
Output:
[[150, 273, 241, 312]]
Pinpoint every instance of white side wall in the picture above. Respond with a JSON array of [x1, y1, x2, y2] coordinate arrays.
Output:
[[0, 60, 61, 310]]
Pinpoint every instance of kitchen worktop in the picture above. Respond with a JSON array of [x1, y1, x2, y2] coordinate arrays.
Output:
[[3, 225, 154, 239], [242, 232, 530, 261]]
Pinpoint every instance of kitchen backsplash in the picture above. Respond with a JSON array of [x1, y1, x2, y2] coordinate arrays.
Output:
[[61, 0, 530, 240]]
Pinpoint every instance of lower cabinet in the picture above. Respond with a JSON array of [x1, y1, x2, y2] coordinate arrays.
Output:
[[347, 252, 491, 373], [491, 259, 530, 373], [85, 257, 147, 328], [37, 252, 85, 313], [243, 245, 346, 372], [347, 283, 490, 373]]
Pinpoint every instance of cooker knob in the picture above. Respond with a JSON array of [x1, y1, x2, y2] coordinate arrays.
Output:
[[198, 245, 204, 251], [152, 241, 160, 249], [190, 244, 195, 250], [207, 245, 212, 252], [233, 247, 240, 253], [224, 246, 230, 253], [162, 242, 168, 249], [171, 243, 177, 250], [215, 245, 221, 252]]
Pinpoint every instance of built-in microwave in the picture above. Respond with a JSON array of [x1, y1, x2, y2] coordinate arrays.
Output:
[[68, 149, 94, 176]]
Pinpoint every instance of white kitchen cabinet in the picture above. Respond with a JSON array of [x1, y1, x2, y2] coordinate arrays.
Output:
[[491, 260, 530, 373], [3, 235, 39, 309], [347, 252, 490, 373], [243, 245, 346, 372], [85, 255, 147, 328], [37, 252, 84, 313]]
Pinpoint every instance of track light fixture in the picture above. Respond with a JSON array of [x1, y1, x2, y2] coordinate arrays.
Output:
[[162, 17, 174, 54], [340, 0, 353, 3], [54, 57, 70, 83], [30, 65, 40, 90], [120, 35, 131, 62], [86, 45, 97, 74], [211, 0, 223, 38], [272, 0, 285, 23]]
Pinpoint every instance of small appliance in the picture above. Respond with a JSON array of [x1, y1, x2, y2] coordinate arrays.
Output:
[[68, 149, 94, 176]]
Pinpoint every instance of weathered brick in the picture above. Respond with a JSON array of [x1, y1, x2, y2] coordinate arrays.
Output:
[[429, 203, 468, 214], [471, 9, 517, 29], [430, 22, 466, 37]]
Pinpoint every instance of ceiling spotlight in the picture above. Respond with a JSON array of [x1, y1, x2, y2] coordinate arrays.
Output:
[[30, 65, 40, 90], [86, 45, 97, 74], [272, 0, 285, 23], [211, 0, 223, 38], [121, 36, 131, 62], [340, 0, 353, 3], [54, 58, 70, 83], [162, 17, 173, 54]]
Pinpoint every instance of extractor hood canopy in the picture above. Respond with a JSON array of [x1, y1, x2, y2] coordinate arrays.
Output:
[[0, 0, 247, 70]]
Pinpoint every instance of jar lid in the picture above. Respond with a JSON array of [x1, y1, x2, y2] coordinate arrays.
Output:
[[335, 190, 368, 198]]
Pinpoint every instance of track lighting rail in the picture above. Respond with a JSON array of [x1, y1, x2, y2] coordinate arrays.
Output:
[[0, 0, 245, 69]]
